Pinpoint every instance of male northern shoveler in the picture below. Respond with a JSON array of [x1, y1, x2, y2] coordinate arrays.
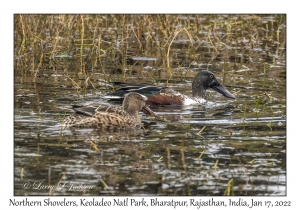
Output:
[[63, 92, 156, 128], [104, 70, 235, 106]]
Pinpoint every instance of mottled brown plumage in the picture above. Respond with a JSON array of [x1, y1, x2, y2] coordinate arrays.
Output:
[[63, 92, 156, 129]]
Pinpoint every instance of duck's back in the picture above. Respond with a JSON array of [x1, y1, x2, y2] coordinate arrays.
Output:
[[63, 103, 140, 128]]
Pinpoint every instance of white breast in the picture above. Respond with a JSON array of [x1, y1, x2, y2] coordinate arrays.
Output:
[[183, 97, 206, 105]]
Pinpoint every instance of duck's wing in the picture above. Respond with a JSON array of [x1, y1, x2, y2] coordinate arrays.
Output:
[[94, 105, 138, 127], [103, 82, 163, 101], [72, 103, 100, 116]]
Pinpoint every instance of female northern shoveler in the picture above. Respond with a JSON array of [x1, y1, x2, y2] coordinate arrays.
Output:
[[63, 92, 156, 128], [104, 70, 235, 106]]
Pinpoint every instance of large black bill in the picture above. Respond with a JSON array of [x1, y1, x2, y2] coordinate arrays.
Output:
[[212, 84, 235, 99]]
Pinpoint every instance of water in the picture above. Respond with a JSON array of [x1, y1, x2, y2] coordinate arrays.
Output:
[[14, 14, 286, 196], [14, 69, 286, 196]]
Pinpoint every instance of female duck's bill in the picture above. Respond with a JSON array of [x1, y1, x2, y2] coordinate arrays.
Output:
[[104, 70, 235, 106], [63, 92, 156, 129]]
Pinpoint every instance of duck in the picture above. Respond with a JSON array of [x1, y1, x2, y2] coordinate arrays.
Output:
[[63, 92, 156, 128], [103, 70, 235, 106]]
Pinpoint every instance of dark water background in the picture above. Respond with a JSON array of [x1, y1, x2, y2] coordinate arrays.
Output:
[[14, 14, 286, 196]]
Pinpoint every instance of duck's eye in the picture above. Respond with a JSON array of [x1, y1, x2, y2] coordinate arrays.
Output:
[[210, 75, 214, 79]]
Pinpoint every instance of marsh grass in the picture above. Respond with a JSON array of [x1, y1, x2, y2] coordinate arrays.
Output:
[[15, 14, 285, 84], [224, 179, 234, 196]]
